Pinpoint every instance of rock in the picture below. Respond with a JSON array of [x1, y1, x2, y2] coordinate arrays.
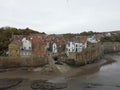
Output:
[[33, 67, 42, 72], [0, 69, 6, 72], [0, 78, 23, 89], [31, 79, 67, 90], [6, 68, 17, 71], [65, 59, 75, 65]]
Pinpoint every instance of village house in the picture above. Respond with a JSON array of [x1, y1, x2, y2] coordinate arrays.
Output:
[[79, 36, 87, 49], [20, 37, 32, 57], [55, 37, 66, 54], [9, 33, 102, 57], [22, 37, 32, 50], [95, 34, 104, 42], [52, 42, 57, 54], [87, 35, 98, 43], [74, 43, 83, 52], [48, 34, 66, 54], [8, 33, 51, 57], [105, 32, 112, 37], [8, 40, 21, 57], [66, 41, 83, 56], [30, 34, 50, 57]]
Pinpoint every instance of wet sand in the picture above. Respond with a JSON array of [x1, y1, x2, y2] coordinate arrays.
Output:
[[0, 54, 117, 90], [63, 54, 120, 90]]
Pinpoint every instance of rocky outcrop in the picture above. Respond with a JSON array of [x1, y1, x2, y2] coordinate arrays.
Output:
[[31, 80, 67, 90], [0, 78, 23, 89]]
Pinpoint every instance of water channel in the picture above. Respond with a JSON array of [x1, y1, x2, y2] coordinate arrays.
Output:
[[63, 55, 120, 90]]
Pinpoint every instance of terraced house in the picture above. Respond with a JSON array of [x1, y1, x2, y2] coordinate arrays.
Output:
[[8, 40, 21, 57], [8, 34, 50, 57]]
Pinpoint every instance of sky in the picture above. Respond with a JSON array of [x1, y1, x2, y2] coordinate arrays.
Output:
[[0, 0, 120, 34]]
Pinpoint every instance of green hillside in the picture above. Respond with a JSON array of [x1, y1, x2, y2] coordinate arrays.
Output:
[[0, 26, 42, 56]]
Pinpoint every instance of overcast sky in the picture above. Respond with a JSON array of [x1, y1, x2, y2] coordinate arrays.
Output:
[[0, 0, 120, 34]]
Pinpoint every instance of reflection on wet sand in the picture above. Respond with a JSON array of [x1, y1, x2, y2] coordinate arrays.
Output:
[[69, 55, 116, 78], [63, 54, 120, 90]]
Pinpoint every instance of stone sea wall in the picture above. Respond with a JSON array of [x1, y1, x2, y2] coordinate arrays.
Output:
[[0, 42, 120, 68], [66, 45, 104, 66], [66, 42, 120, 66], [103, 42, 120, 54], [0, 56, 48, 68]]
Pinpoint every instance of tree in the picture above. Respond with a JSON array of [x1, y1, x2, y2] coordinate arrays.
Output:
[[0, 26, 41, 56]]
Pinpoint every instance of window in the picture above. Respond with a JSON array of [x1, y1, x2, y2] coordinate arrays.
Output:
[[29, 47, 31, 50], [69, 49, 70, 51], [76, 48, 77, 52], [76, 44, 78, 47], [24, 47, 26, 50], [68, 43, 70, 46]]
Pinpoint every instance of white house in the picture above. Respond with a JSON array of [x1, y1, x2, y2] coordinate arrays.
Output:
[[74, 43, 83, 52], [22, 37, 32, 50], [66, 42, 83, 56], [105, 32, 111, 37], [20, 37, 32, 56], [52, 43, 57, 54], [66, 42, 74, 53], [87, 36, 98, 43]]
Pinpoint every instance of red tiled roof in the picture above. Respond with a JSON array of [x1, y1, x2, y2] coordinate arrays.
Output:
[[12, 40, 22, 45], [80, 36, 87, 44], [33, 51, 46, 55], [95, 34, 103, 40]]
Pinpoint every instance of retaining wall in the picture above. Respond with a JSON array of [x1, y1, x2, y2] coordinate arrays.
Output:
[[0, 56, 48, 68], [66, 45, 104, 66], [1, 42, 120, 68], [66, 42, 120, 66], [103, 42, 120, 53]]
